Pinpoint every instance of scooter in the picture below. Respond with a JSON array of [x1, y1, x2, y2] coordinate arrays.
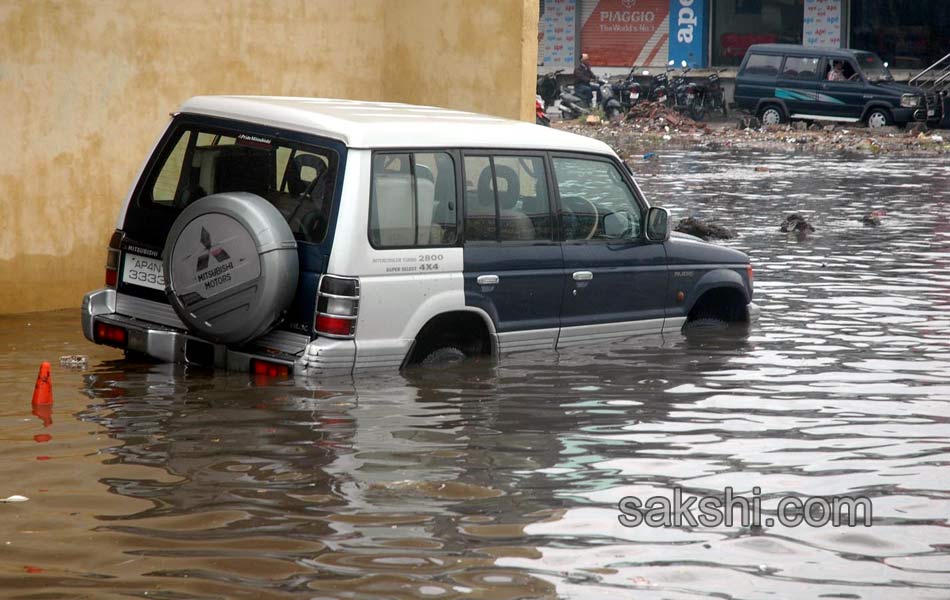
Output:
[[535, 95, 551, 126], [558, 85, 591, 120], [536, 69, 563, 111], [598, 78, 625, 121]]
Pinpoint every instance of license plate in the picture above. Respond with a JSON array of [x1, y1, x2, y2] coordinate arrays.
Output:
[[122, 253, 166, 291]]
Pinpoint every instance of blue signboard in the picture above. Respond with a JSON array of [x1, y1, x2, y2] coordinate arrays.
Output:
[[668, 0, 707, 68]]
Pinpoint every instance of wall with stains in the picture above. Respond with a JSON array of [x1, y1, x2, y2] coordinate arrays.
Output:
[[0, 0, 538, 314]]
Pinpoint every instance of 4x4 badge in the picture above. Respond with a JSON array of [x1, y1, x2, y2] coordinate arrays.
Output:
[[196, 227, 231, 271]]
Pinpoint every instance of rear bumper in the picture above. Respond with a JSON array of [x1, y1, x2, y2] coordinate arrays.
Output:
[[82, 288, 356, 376]]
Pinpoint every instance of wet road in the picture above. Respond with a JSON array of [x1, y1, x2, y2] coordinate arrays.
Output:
[[1, 151, 949, 599]]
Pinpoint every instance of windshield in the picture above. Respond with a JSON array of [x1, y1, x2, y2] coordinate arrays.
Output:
[[856, 52, 893, 82]]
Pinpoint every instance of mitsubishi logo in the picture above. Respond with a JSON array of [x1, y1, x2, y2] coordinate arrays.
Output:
[[196, 227, 230, 271]]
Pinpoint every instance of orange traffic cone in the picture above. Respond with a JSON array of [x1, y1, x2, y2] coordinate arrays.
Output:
[[31, 362, 53, 406]]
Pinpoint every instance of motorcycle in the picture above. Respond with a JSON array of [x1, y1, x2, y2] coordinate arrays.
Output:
[[535, 95, 550, 126], [635, 67, 670, 105], [536, 69, 563, 111], [686, 68, 728, 121], [669, 60, 693, 112], [617, 67, 645, 111]]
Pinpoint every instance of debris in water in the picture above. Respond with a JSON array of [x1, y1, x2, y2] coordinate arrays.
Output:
[[861, 209, 886, 227], [675, 217, 736, 240], [780, 214, 815, 234], [59, 355, 87, 369], [1, 495, 29, 503]]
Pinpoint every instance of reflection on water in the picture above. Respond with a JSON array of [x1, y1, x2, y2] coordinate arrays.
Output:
[[1, 151, 949, 598]]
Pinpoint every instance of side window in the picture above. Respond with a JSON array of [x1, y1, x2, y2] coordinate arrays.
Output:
[[151, 131, 191, 205], [369, 152, 458, 248], [463, 156, 496, 242], [743, 53, 782, 76], [782, 56, 819, 80], [553, 157, 642, 242], [824, 58, 859, 83], [463, 155, 552, 243]]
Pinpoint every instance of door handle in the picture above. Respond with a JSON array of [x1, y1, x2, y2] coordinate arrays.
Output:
[[572, 271, 593, 282], [477, 274, 499, 286]]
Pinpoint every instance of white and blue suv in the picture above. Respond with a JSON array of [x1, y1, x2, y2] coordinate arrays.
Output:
[[82, 96, 756, 376]]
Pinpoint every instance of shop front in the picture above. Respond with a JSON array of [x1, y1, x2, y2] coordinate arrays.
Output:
[[540, 0, 948, 75]]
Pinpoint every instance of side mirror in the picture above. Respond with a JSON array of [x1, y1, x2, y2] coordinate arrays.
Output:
[[645, 207, 671, 242]]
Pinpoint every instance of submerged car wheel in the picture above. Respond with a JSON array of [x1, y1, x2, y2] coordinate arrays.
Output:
[[163, 192, 299, 345], [866, 108, 891, 129], [758, 104, 785, 126], [421, 346, 467, 366]]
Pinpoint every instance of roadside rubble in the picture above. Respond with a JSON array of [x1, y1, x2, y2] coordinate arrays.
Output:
[[554, 102, 950, 157]]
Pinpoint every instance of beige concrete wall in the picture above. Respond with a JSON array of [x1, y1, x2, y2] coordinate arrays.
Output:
[[0, 0, 538, 314]]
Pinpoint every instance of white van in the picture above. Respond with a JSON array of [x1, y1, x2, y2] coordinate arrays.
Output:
[[82, 96, 756, 376]]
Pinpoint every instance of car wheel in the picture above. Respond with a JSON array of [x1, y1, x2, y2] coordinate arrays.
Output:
[[866, 108, 891, 129], [421, 346, 467, 366], [758, 104, 784, 126], [683, 318, 729, 331]]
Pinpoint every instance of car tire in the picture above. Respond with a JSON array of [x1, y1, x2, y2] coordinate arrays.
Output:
[[421, 346, 467, 366], [758, 104, 785, 126], [163, 192, 299, 345], [683, 318, 729, 331], [866, 108, 891, 129]]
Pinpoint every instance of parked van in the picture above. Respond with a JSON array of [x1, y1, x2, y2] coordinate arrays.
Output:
[[82, 97, 756, 375], [734, 44, 939, 128]]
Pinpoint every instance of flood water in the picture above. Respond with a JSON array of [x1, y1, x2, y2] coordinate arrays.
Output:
[[2, 151, 949, 599]]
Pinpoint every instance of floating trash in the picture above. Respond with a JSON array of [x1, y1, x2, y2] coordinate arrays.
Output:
[[59, 355, 88, 369]]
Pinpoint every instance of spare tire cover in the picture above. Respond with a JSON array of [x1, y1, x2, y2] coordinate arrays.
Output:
[[163, 192, 299, 344]]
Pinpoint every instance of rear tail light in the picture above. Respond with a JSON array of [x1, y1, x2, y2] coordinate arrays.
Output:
[[105, 230, 123, 288], [94, 322, 128, 348], [747, 264, 754, 287], [250, 359, 291, 378], [315, 275, 359, 338]]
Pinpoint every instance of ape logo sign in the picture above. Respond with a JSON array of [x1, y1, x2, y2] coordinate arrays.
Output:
[[196, 227, 231, 271], [622, 0, 637, 7]]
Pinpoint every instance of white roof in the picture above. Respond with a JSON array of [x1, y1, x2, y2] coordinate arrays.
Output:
[[178, 96, 615, 155]]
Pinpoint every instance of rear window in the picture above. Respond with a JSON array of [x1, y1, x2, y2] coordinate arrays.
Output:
[[138, 123, 340, 244], [742, 53, 782, 76]]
